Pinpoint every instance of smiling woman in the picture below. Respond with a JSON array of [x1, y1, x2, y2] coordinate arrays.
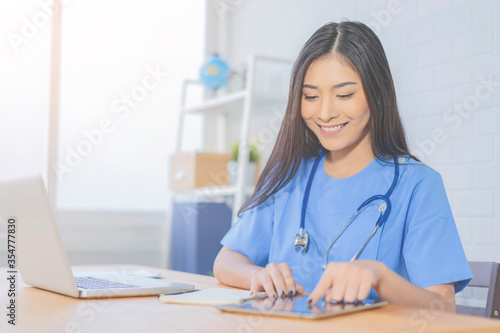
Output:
[[213, 21, 472, 312], [301, 55, 373, 178]]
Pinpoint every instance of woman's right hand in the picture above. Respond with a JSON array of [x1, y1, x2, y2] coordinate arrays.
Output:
[[249, 262, 304, 298]]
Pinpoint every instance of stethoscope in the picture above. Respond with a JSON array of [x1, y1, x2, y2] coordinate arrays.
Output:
[[294, 150, 403, 270]]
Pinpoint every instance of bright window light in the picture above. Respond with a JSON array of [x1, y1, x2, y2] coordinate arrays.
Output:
[[56, 0, 206, 211]]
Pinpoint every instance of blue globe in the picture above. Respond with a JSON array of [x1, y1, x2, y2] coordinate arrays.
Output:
[[199, 54, 231, 91]]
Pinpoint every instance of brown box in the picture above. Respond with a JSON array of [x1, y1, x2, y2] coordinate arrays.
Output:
[[170, 152, 231, 191]]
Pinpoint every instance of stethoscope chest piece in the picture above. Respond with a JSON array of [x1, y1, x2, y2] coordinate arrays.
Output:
[[294, 227, 309, 253]]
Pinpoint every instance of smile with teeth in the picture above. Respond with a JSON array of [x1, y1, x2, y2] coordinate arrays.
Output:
[[320, 122, 347, 132]]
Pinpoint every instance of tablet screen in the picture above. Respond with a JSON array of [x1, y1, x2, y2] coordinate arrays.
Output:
[[216, 296, 387, 319]]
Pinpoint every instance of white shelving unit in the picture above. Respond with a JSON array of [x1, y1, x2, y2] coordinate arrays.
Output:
[[159, 54, 292, 268]]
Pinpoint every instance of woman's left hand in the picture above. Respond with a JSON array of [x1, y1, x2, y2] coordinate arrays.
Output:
[[307, 260, 387, 305]]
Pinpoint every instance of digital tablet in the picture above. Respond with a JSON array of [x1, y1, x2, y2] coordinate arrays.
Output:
[[216, 296, 387, 320]]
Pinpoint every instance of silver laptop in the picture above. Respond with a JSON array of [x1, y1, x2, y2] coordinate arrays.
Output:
[[0, 174, 194, 298]]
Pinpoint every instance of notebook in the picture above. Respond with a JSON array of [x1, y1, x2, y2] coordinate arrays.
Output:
[[0, 174, 194, 298], [158, 288, 267, 305]]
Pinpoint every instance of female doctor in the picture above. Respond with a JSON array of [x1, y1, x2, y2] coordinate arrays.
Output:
[[213, 21, 472, 311]]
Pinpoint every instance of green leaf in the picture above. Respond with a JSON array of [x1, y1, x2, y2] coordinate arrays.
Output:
[[231, 141, 260, 162]]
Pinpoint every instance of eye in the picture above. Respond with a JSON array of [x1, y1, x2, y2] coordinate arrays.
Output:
[[304, 95, 318, 101], [337, 93, 353, 100]]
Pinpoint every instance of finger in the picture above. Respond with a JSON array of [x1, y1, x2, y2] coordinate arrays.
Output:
[[323, 264, 349, 303], [328, 275, 347, 302], [266, 263, 287, 297], [343, 275, 361, 303], [356, 279, 372, 301], [278, 263, 297, 296], [251, 268, 276, 297], [260, 271, 278, 298], [278, 266, 297, 297], [249, 270, 265, 296], [308, 268, 335, 304], [295, 283, 305, 296]]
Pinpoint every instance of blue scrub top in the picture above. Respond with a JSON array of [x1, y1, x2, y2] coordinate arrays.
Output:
[[221, 156, 472, 296]]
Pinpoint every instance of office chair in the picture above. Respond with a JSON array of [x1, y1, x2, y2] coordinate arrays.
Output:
[[456, 261, 499, 319]]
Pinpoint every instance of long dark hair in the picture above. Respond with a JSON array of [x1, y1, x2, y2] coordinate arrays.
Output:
[[238, 21, 418, 216]]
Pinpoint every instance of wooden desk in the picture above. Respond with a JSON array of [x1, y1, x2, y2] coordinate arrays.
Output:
[[1, 265, 500, 333]]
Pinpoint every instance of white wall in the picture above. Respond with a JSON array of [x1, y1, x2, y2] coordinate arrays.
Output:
[[205, 0, 500, 262]]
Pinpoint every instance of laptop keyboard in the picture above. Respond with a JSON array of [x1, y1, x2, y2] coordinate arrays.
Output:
[[75, 276, 140, 290]]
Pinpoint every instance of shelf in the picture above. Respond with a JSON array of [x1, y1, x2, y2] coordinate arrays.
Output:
[[182, 90, 288, 115], [172, 185, 255, 201], [182, 91, 247, 114], [162, 55, 294, 268], [254, 91, 289, 105]]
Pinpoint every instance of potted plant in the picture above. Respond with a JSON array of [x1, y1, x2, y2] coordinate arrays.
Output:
[[227, 140, 260, 186]]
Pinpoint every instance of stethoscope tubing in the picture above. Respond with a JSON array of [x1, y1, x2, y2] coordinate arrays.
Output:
[[298, 150, 401, 268], [300, 150, 327, 231]]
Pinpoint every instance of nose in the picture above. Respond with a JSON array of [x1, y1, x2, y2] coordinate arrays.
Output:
[[317, 97, 340, 123]]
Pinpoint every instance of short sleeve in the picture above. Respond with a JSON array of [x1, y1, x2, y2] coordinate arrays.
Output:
[[403, 171, 472, 293], [220, 195, 275, 267]]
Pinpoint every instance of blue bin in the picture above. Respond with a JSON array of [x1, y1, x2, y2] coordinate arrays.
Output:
[[171, 202, 232, 275]]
